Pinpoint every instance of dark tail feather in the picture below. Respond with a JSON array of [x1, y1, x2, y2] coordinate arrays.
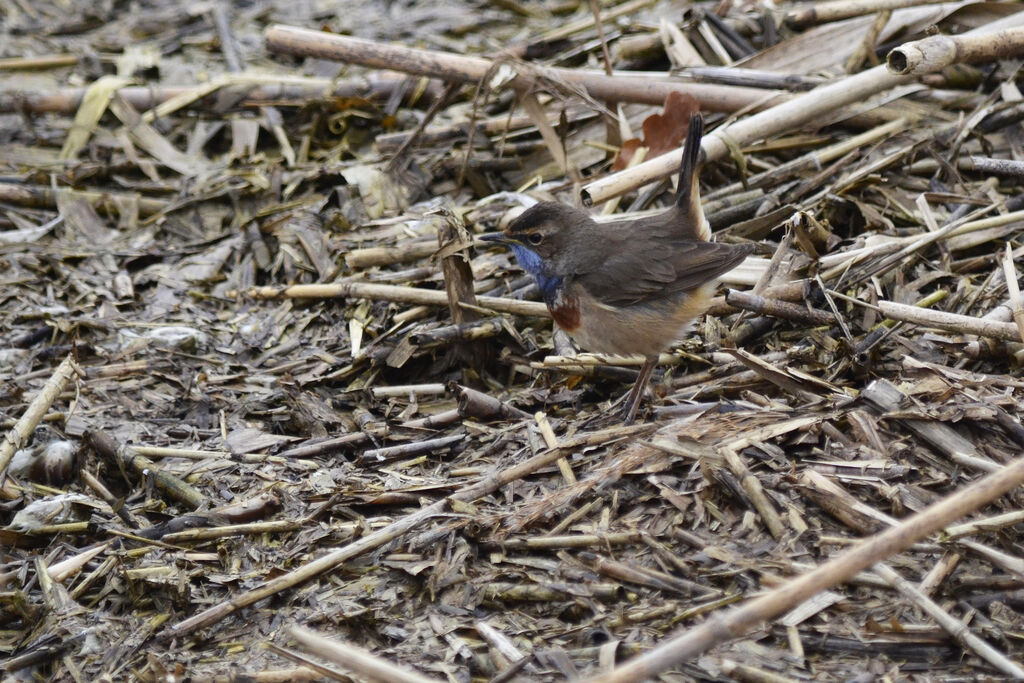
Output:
[[675, 113, 704, 210]]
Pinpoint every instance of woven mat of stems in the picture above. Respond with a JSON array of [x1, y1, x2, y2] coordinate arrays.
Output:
[[6, 1, 1024, 681]]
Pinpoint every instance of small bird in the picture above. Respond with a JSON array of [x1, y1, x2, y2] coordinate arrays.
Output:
[[482, 114, 753, 423]]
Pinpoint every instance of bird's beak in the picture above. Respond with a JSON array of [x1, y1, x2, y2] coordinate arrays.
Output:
[[477, 232, 516, 247]]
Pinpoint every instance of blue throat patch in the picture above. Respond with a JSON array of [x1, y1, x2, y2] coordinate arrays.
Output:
[[510, 244, 562, 303]]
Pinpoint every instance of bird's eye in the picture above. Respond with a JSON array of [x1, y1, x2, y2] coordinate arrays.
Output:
[[527, 233, 543, 245]]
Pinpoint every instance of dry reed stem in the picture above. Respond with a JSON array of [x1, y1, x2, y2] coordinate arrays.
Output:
[[541, 0, 657, 43], [84, 430, 209, 509], [721, 447, 785, 539], [786, 0, 950, 28], [287, 625, 440, 683], [264, 25, 776, 111], [246, 282, 550, 318], [944, 509, 1024, 540], [878, 300, 1022, 342]]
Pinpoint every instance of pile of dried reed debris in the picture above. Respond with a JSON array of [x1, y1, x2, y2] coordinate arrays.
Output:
[[4, 1, 1024, 680]]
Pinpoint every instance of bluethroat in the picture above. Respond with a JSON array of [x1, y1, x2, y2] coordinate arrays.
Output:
[[481, 113, 753, 423]]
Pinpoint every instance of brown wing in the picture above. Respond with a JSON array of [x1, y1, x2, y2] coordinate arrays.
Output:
[[575, 239, 752, 307]]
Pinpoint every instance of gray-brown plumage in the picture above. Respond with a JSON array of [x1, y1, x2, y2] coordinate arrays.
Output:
[[482, 114, 753, 423]]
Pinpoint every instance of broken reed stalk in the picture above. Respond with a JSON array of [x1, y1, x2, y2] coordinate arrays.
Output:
[[345, 242, 437, 269], [84, 429, 208, 509], [822, 207, 1024, 285], [721, 447, 784, 539], [437, 211, 490, 373], [785, 0, 952, 28], [0, 354, 79, 478], [877, 300, 1022, 342], [475, 621, 533, 673], [287, 625, 440, 683], [0, 53, 79, 71], [887, 27, 1024, 75], [0, 183, 167, 217], [246, 282, 550, 318], [44, 542, 113, 584], [965, 156, 1024, 177], [945, 509, 1024, 539], [0, 74, 432, 115], [844, 8, 891, 73], [534, 411, 576, 485], [357, 434, 465, 465], [725, 289, 836, 326], [703, 117, 907, 200], [263, 24, 779, 112], [724, 348, 824, 402], [582, 10, 1024, 204], [162, 425, 639, 638], [583, 439, 1024, 683]]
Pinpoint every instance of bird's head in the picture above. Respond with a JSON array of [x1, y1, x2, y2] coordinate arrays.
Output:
[[478, 202, 593, 278]]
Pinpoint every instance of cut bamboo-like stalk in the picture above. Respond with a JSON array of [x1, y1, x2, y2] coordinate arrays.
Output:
[[703, 117, 907, 201], [345, 242, 437, 269], [536, 412, 576, 485], [964, 156, 1024, 177], [944, 509, 1024, 540], [887, 27, 1024, 76], [722, 447, 784, 539], [0, 182, 167, 216]]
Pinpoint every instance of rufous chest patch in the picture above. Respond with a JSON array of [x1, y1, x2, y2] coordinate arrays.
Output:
[[548, 288, 581, 331]]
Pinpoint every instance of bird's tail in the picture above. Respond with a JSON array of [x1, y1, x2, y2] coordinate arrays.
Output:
[[675, 113, 703, 211], [673, 113, 710, 241]]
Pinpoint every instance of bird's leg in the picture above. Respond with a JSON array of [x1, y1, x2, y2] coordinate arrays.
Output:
[[621, 357, 657, 424]]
